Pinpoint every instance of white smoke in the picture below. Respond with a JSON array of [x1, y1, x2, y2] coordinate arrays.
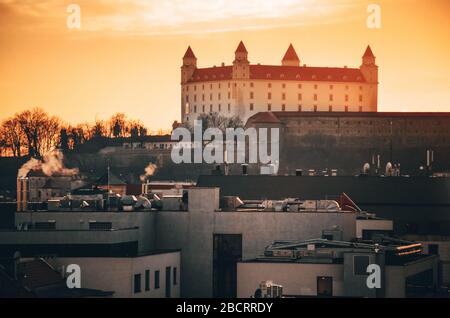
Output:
[[18, 150, 79, 178], [140, 163, 157, 182]]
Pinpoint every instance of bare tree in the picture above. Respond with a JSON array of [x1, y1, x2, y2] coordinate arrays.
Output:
[[0, 118, 25, 158]]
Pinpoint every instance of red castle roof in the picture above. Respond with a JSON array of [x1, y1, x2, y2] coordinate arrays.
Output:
[[183, 46, 196, 59], [282, 44, 300, 61], [235, 41, 248, 53]]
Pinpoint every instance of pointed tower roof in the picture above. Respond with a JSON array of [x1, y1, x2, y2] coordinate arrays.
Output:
[[363, 45, 375, 58], [282, 44, 300, 62], [183, 46, 196, 59], [235, 41, 248, 53]]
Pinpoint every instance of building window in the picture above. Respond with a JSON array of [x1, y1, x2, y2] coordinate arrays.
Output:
[[210, 84, 213, 89], [268, 83, 272, 88], [145, 270, 150, 291], [329, 105, 333, 112], [282, 83, 286, 89], [359, 95, 363, 102], [218, 83, 221, 89], [329, 94, 333, 101], [185, 95, 189, 102], [154, 271, 160, 289], [228, 82, 231, 88], [314, 84, 318, 89], [250, 92, 254, 99], [359, 85, 363, 90], [298, 105, 302, 112], [228, 92, 231, 99], [298, 84, 302, 89], [218, 104, 221, 111], [268, 104, 271, 111], [329, 85, 333, 90], [89, 222, 112, 230], [359, 106, 363, 112], [202, 105, 205, 113], [298, 93, 302, 101], [250, 82, 254, 88], [268, 92, 272, 100], [202, 94, 205, 101], [218, 93, 221, 100], [345, 106, 349, 112], [194, 85, 197, 91], [194, 105, 197, 113], [173, 268, 178, 286], [134, 274, 141, 293], [314, 94, 318, 101], [210, 105, 213, 112], [282, 104, 286, 111], [282, 93, 286, 100], [228, 104, 231, 112], [194, 95, 197, 102], [345, 85, 348, 90], [314, 105, 317, 112], [250, 103, 254, 111], [202, 84, 204, 90], [345, 95, 348, 102], [354, 256, 370, 276], [210, 94, 213, 101]]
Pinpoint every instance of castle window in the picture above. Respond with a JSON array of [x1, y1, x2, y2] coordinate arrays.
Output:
[[268, 92, 272, 100], [359, 95, 363, 102], [298, 84, 302, 89], [202, 105, 205, 112], [218, 83, 221, 89], [298, 93, 302, 101], [202, 94, 205, 101], [210, 84, 213, 89], [329, 105, 333, 112], [329, 85, 333, 90], [218, 93, 221, 100], [194, 94, 197, 102], [314, 94, 318, 101], [210, 94, 213, 101], [359, 86, 363, 90], [194, 85, 197, 91], [268, 104, 272, 111], [210, 105, 213, 112], [345, 106, 349, 112], [345, 95, 349, 102], [314, 84, 318, 89], [250, 103, 254, 111], [345, 85, 349, 90], [282, 83, 286, 89], [329, 94, 333, 101], [186, 86, 189, 91], [202, 84, 205, 90], [250, 92, 254, 99], [228, 82, 231, 88], [186, 95, 189, 102], [194, 105, 197, 113], [298, 105, 302, 112], [228, 104, 231, 112], [218, 104, 221, 111], [228, 92, 231, 99], [268, 83, 272, 88], [359, 106, 363, 112], [282, 104, 286, 111], [282, 93, 286, 100], [250, 82, 254, 88], [314, 105, 317, 112]]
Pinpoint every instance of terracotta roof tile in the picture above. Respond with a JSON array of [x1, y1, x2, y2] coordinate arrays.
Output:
[[282, 44, 300, 61]]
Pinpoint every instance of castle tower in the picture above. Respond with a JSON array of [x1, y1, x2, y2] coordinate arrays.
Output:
[[232, 41, 250, 80], [360, 45, 379, 111], [282, 44, 300, 67], [181, 46, 197, 84]]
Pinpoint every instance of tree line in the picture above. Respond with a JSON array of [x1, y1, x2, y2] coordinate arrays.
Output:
[[0, 108, 149, 158]]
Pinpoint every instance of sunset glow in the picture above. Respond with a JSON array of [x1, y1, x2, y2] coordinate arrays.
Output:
[[0, 0, 449, 130]]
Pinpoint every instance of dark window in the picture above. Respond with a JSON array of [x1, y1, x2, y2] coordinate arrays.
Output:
[[145, 270, 150, 291], [173, 267, 177, 285], [134, 274, 141, 293], [354, 255, 370, 276], [89, 222, 112, 230], [155, 270, 160, 289], [428, 244, 439, 255]]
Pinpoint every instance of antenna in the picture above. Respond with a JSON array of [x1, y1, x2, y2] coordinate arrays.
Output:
[[107, 160, 110, 210]]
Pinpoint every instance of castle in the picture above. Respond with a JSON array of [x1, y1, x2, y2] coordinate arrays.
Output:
[[181, 41, 378, 125]]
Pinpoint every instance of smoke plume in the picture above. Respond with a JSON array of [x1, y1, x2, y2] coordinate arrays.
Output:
[[18, 150, 79, 178], [140, 163, 157, 182]]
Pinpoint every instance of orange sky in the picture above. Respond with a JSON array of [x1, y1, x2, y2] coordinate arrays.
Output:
[[0, 0, 449, 131]]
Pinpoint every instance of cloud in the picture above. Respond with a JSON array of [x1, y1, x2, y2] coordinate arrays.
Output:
[[0, 0, 360, 35]]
